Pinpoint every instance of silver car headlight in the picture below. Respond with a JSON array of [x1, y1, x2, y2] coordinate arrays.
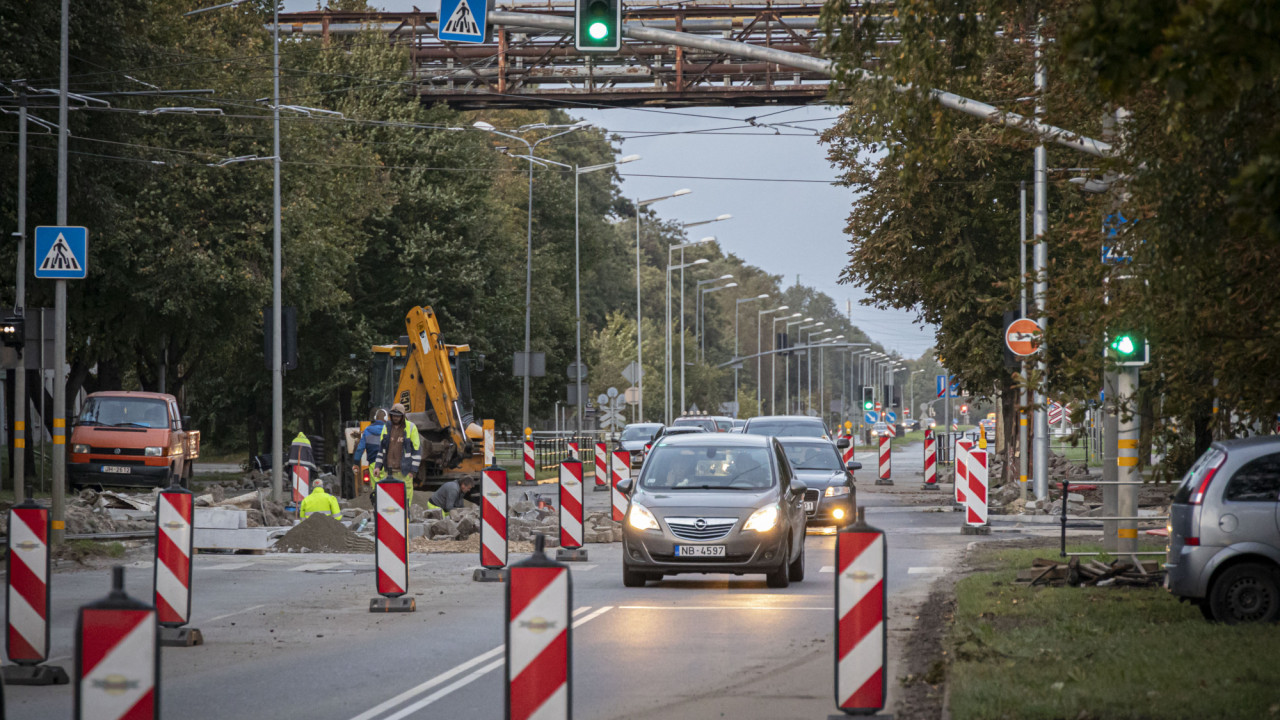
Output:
[[72, 444, 90, 454], [744, 504, 780, 533], [628, 502, 660, 531], [824, 486, 850, 498]]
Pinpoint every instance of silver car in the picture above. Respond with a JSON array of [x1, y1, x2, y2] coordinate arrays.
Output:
[[618, 422, 664, 469], [1166, 437, 1280, 623], [616, 433, 808, 588]]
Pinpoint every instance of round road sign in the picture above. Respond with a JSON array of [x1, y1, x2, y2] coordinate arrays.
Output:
[[1005, 318, 1042, 356], [864, 412, 878, 424], [886, 411, 897, 423]]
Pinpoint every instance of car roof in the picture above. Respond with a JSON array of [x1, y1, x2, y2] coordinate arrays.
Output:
[[1214, 436, 1280, 451], [655, 433, 771, 447], [745, 415, 823, 423], [625, 423, 664, 429], [776, 435, 835, 445], [662, 426, 706, 433], [87, 391, 173, 401]]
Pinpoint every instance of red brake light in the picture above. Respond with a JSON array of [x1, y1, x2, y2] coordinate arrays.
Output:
[[1190, 452, 1227, 505], [1185, 537, 1200, 546]]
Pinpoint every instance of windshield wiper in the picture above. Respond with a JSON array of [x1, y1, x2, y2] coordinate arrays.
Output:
[[111, 422, 151, 428]]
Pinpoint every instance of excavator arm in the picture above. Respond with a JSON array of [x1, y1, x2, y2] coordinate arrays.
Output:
[[397, 306, 473, 456]]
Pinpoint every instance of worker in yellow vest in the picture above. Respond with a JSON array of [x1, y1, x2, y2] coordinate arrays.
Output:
[[372, 403, 422, 506], [299, 479, 341, 520]]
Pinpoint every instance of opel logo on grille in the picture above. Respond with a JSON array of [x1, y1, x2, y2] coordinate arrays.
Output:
[[694, 518, 707, 530]]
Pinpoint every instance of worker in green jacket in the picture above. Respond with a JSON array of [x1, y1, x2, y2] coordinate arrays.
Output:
[[372, 403, 422, 506], [299, 480, 342, 520]]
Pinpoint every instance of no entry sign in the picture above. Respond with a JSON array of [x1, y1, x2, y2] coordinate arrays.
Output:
[[1004, 319, 1041, 356]]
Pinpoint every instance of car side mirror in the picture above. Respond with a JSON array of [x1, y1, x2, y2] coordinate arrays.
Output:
[[846, 460, 862, 473], [836, 437, 850, 449], [790, 479, 808, 495], [616, 478, 635, 496]]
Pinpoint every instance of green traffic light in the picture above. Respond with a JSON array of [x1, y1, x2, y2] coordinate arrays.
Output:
[[863, 401, 873, 410], [588, 20, 610, 40], [1111, 335, 1137, 355]]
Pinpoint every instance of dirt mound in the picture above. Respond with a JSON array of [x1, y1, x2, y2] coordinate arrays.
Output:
[[273, 514, 374, 553]]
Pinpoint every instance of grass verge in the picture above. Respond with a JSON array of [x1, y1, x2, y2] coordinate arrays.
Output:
[[948, 544, 1280, 720], [56, 540, 127, 564]]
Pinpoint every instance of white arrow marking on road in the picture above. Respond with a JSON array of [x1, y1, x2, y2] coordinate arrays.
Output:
[[907, 566, 947, 575], [820, 566, 835, 573]]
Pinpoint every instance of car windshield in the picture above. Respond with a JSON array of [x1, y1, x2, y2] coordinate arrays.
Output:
[[746, 420, 825, 438], [640, 445, 774, 491], [672, 418, 716, 431], [78, 397, 169, 429], [621, 425, 661, 441], [714, 419, 733, 432], [781, 442, 842, 471]]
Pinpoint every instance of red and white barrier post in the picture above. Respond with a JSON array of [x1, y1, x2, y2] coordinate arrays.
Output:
[[3, 499, 69, 685], [75, 567, 159, 719], [370, 480, 415, 612], [961, 449, 991, 535], [556, 460, 588, 562], [523, 439, 536, 485], [611, 450, 630, 522], [842, 436, 856, 467], [505, 534, 570, 720], [922, 428, 938, 490], [475, 466, 509, 582], [291, 463, 310, 505], [155, 484, 203, 647], [484, 419, 496, 466], [593, 442, 609, 492], [834, 508, 887, 715], [875, 434, 892, 485], [567, 441, 579, 461], [954, 438, 974, 509]]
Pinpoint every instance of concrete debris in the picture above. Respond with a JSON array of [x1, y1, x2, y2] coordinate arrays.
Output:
[[1016, 557, 1164, 587], [427, 518, 458, 539], [273, 514, 374, 553]]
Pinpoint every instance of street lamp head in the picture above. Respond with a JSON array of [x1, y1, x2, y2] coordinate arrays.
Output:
[[721, 282, 738, 289], [718, 274, 734, 281], [699, 236, 716, 244], [572, 120, 593, 128], [472, 121, 496, 131], [673, 189, 692, 196], [716, 214, 733, 221], [691, 258, 709, 266], [618, 154, 641, 163]]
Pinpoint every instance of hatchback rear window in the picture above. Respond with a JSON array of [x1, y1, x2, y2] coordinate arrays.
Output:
[[744, 420, 826, 438], [1172, 448, 1227, 504], [1224, 453, 1280, 502]]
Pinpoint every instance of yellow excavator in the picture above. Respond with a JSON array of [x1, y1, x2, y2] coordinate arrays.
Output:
[[341, 306, 486, 493]]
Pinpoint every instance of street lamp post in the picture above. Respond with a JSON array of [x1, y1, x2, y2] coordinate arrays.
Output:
[[756, 304, 787, 416], [805, 327, 832, 414], [732, 294, 769, 418], [636, 189, 690, 423], [787, 319, 816, 414], [695, 275, 734, 361], [771, 313, 802, 414], [665, 255, 709, 421], [474, 121, 589, 431], [820, 335, 843, 421], [680, 238, 717, 416]]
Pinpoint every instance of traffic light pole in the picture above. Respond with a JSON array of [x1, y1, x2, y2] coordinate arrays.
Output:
[[1102, 371, 1119, 551], [1117, 367, 1139, 553]]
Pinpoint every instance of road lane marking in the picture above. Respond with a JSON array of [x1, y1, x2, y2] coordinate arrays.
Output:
[[820, 566, 835, 573], [351, 605, 613, 720], [204, 562, 255, 571], [290, 563, 341, 572], [617, 605, 831, 611], [203, 604, 266, 624], [908, 567, 947, 575]]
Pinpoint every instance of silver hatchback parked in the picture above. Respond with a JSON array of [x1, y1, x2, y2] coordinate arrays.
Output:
[[1166, 437, 1280, 623]]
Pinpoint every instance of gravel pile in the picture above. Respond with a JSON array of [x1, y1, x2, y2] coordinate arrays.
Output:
[[274, 514, 375, 553]]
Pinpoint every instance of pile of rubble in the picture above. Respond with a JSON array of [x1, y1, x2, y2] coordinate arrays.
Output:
[[408, 496, 623, 546], [1048, 452, 1092, 481], [1016, 556, 1165, 588], [274, 514, 375, 553]]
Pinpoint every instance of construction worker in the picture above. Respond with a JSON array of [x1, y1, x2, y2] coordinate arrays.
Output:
[[299, 479, 341, 520], [372, 403, 422, 506], [351, 408, 388, 497], [427, 476, 477, 517]]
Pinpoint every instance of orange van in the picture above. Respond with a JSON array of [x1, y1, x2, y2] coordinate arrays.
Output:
[[68, 391, 200, 490]]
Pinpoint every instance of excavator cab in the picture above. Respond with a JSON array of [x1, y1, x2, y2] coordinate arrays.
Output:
[[367, 341, 475, 427]]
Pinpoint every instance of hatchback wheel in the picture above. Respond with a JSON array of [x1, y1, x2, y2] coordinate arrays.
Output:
[[788, 542, 806, 582], [1208, 563, 1280, 624], [622, 563, 649, 588], [766, 542, 791, 589]]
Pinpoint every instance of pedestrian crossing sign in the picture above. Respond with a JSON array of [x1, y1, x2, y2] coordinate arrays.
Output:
[[34, 226, 87, 279], [438, 0, 490, 43]]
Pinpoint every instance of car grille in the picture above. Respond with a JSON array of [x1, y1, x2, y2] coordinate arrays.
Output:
[[90, 447, 147, 456], [804, 489, 821, 516], [665, 517, 737, 542]]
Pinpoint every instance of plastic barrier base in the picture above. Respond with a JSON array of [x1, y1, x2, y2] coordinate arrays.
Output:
[[369, 597, 416, 613], [921, 483, 940, 490], [160, 626, 204, 647], [555, 547, 590, 562], [593, 484, 609, 492], [2, 664, 70, 685], [874, 478, 894, 486], [472, 568, 507, 582], [960, 525, 992, 536], [829, 714, 895, 719]]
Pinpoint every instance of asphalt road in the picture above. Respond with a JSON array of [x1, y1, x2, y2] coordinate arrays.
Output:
[[6, 445, 1057, 719]]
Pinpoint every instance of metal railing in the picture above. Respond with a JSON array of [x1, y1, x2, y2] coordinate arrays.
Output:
[[1058, 478, 1168, 559]]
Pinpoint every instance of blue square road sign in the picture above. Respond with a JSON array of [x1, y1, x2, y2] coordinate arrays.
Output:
[[438, 0, 490, 43], [34, 226, 88, 279]]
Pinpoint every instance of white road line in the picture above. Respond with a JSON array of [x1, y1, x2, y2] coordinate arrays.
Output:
[[203, 604, 267, 624], [820, 566, 835, 573], [569, 564, 597, 572], [351, 605, 612, 720], [617, 605, 831, 611], [908, 566, 947, 575], [291, 563, 341, 572], [204, 562, 255, 571]]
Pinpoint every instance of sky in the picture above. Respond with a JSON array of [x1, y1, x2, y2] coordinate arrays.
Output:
[[280, 1, 938, 358]]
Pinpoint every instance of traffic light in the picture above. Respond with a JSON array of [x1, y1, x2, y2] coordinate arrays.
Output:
[[0, 315, 23, 348], [960, 404, 969, 414], [575, 0, 621, 52], [861, 386, 874, 411], [1105, 331, 1149, 366]]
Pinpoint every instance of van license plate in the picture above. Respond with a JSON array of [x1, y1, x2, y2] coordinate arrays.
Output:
[[101, 466, 131, 474], [674, 545, 725, 557]]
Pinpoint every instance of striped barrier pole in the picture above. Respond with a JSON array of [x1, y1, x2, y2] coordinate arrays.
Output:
[[955, 438, 974, 509], [3, 500, 69, 685], [611, 450, 630, 522], [567, 441, 579, 462], [75, 567, 159, 720], [370, 480, 415, 612], [155, 484, 203, 647], [484, 419, 495, 467], [875, 434, 892, 486], [593, 442, 609, 492], [506, 534, 570, 720], [523, 440, 536, 485], [961, 449, 992, 535], [475, 466, 508, 582], [834, 508, 887, 715], [556, 460, 588, 562], [842, 436, 855, 466], [922, 428, 938, 490]]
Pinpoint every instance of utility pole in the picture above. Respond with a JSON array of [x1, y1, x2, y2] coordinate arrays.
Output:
[[1019, 180, 1029, 502], [52, 0, 70, 544], [1116, 367, 1139, 552], [1031, 25, 1051, 501], [12, 86, 28, 502]]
